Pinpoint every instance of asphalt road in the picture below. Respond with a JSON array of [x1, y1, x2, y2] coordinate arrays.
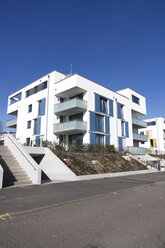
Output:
[[0, 172, 165, 248]]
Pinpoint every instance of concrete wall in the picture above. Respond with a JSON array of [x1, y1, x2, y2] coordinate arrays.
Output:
[[25, 146, 77, 181]]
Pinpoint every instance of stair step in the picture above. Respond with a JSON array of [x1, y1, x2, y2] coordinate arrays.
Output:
[[1, 146, 32, 188]]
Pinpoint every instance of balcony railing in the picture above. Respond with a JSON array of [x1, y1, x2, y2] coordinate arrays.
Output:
[[133, 133, 148, 142], [126, 146, 147, 155], [53, 120, 87, 135], [54, 98, 87, 115], [6, 118, 17, 128], [132, 118, 147, 128]]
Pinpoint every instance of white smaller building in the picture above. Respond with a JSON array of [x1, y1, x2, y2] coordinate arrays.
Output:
[[140, 117, 165, 154]]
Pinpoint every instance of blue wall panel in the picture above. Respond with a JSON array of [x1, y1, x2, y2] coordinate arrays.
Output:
[[118, 137, 123, 152], [125, 121, 129, 138], [90, 112, 95, 131], [90, 133, 96, 145], [36, 117, 41, 135], [95, 93, 100, 112], [109, 99, 114, 116], [39, 98, 46, 116], [105, 135, 110, 144], [105, 116, 110, 134]]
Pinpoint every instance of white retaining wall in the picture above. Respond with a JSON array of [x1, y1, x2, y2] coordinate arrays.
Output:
[[0, 164, 3, 189]]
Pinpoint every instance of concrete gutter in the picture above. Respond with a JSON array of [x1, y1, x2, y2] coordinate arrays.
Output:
[[78, 169, 159, 181]]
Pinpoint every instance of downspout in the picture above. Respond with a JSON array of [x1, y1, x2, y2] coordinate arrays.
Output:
[[114, 97, 118, 149], [156, 119, 160, 154], [45, 75, 50, 141]]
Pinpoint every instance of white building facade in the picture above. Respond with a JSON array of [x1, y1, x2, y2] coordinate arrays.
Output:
[[140, 117, 165, 154], [7, 70, 148, 154]]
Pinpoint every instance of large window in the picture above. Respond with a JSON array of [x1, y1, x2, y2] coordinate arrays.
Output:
[[26, 81, 47, 98], [95, 114, 104, 132], [69, 133, 83, 144], [96, 134, 104, 145], [100, 97, 107, 114], [38, 98, 46, 116], [69, 113, 83, 121]]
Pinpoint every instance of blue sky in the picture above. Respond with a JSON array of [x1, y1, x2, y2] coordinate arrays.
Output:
[[0, 0, 165, 130]]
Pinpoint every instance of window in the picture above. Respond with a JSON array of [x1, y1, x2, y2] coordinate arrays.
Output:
[[69, 113, 83, 121], [147, 121, 156, 126], [96, 134, 104, 145], [34, 86, 38, 93], [25, 81, 47, 98], [95, 114, 104, 132], [121, 121, 125, 136], [27, 120, 31, 129], [26, 90, 30, 98], [140, 131, 144, 135], [100, 97, 107, 114], [70, 93, 83, 100], [26, 138, 30, 146], [38, 98, 46, 116], [43, 81, 47, 89], [28, 104, 32, 113], [132, 95, 140, 104], [34, 118, 41, 135]]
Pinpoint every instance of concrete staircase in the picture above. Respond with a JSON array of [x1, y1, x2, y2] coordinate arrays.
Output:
[[0, 146, 32, 187]]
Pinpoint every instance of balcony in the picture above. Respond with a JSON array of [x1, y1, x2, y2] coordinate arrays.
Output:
[[132, 118, 147, 128], [133, 133, 148, 142], [126, 146, 147, 155], [54, 98, 87, 115], [6, 118, 17, 128], [53, 120, 87, 135]]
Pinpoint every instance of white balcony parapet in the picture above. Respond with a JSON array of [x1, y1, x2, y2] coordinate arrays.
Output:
[[132, 118, 147, 128], [6, 118, 17, 128], [126, 146, 147, 155], [54, 98, 87, 115], [54, 120, 87, 135], [133, 133, 148, 142]]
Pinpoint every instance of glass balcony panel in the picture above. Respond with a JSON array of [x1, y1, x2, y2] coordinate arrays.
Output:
[[132, 118, 147, 128], [6, 118, 17, 128], [126, 146, 147, 155], [133, 133, 148, 142], [53, 120, 87, 135], [54, 98, 87, 115]]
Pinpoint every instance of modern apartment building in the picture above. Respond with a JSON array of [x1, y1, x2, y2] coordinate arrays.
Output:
[[6, 70, 148, 154], [140, 117, 165, 154]]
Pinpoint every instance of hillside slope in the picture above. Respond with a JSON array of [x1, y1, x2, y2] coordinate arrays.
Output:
[[54, 150, 147, 176]]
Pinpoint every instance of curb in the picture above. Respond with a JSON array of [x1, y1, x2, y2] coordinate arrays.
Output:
[[77, 169, 160, 181]]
